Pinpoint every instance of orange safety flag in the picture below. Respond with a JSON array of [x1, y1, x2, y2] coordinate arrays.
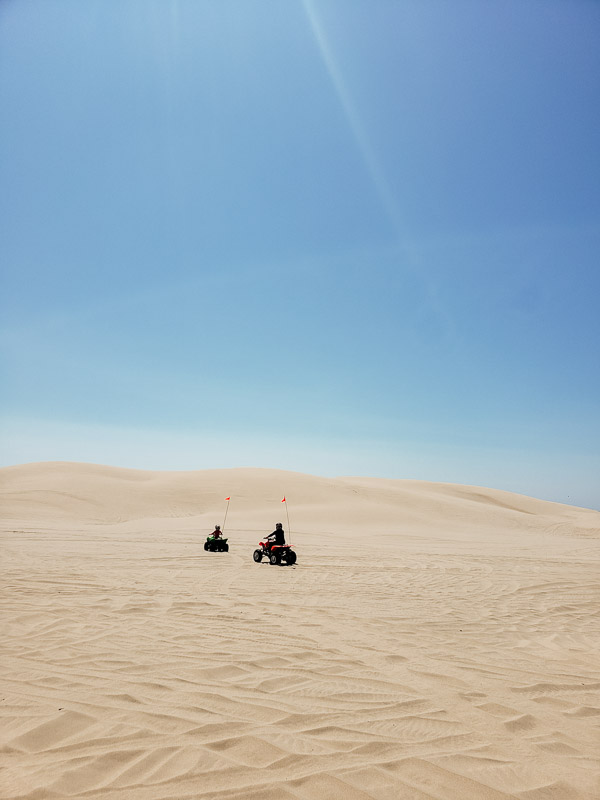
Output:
[[281, 496, 286, 502], [225, 497, 230, 501]]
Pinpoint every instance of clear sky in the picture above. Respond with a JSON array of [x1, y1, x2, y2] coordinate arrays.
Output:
[[1, 0, 599, 509]]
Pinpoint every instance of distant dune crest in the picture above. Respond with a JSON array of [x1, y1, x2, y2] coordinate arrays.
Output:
[[1, 462, 598, 537]]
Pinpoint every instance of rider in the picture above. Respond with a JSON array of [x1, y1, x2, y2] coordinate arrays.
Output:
[[209, 525, 222, 541], [266, 523, 285, 550]]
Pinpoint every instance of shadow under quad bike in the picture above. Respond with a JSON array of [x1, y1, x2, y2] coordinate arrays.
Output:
[[253, 540, 296, 565]]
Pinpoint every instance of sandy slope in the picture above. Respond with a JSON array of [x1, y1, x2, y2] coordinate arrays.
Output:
[[1, 462, 599, 800]]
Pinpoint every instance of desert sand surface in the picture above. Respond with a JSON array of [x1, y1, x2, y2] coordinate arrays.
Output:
[[1, 461, 599, 800]]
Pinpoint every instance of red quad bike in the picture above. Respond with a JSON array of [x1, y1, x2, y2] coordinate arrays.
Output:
[[253, 540, 297, 566]]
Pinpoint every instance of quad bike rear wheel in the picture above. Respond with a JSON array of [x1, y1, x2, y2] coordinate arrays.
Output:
[[269, 552, 280, 565], [287, 551, 297, 565]]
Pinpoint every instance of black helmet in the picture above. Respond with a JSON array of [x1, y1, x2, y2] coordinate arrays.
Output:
[[276, 523, 283, 528]]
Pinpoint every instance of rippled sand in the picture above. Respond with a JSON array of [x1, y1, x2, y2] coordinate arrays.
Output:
[[1, 462, 599, 799]]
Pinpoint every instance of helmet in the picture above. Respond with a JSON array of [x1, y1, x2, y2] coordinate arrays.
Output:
[[276, 523, 283, 528]]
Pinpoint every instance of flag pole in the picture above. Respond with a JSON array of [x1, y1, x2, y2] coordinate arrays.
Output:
[[222, 497, 231, 533], [282, 495, 291, 545]]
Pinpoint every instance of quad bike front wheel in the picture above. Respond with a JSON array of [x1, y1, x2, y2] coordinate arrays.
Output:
[[203, 542, 209, 551], [269, 552, 280, 565], [253, 549, 262, 562]]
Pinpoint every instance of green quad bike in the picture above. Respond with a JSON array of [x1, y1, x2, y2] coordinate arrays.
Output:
[[204, 535, 229, 553]]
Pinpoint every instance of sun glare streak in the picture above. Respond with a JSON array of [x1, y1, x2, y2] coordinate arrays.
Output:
[[302, 0, 407, 241], [302, 0, 457, 344]]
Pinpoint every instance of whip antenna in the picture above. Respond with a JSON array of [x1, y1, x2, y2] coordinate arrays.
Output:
[[282, 495, 291, 545], [222, 496, 231, 533]]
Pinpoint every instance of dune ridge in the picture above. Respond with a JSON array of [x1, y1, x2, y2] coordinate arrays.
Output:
[[1, 462, 599, 799]]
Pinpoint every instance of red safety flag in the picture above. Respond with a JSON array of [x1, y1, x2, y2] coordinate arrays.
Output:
[[225, 497, 230, 501], [281, 496, 286, 502]]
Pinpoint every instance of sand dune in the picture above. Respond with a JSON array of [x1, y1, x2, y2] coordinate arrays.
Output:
[[1, 462, 599, 799]]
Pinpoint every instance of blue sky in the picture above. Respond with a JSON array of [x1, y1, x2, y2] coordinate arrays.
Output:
[[1, 0, 599, 508]]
